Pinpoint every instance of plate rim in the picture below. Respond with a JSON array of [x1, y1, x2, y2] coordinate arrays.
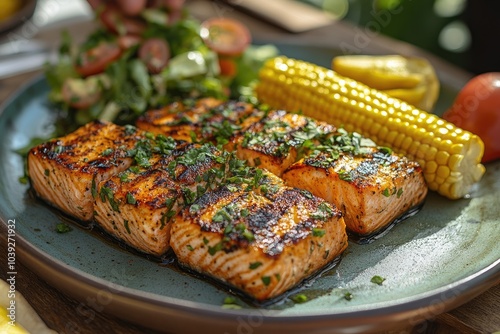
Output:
[[1, 74, 499, 334]]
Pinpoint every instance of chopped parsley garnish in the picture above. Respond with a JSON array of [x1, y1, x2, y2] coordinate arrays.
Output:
[[124, 124, 137, 135], [222, 296, 241, 309], [126, 192, 137, 205], [52, 145, 65, 154], [124, 220, 131, 234], [261, 276, 271, 286], [56, 223, 72, 234], [119, 172, 131, 183], [208, 240, 225, 256], [338, 170, 353, 182], [312, 228, 326, 237], [378, 146, 392, 155], [291, 294, 308, 303], [102, 148, 113, 156], [100, 186, 120, 212], [249, 261, 262, 269], [371, 275, 386, 285], [310, 202, 334, 221], [91, 175, 98, 199], [344, 292, 353, 301]]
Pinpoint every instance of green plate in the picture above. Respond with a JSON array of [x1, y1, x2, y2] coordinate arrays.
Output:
[[0, 45, 499, 333]]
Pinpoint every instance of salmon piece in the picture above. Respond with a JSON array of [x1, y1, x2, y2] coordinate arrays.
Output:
[[283, 142, 428, 237], [138, 100, 335, 177], [170, 171, 348, 301], [94, 139, 227, 256], [93, 135, 184, 256], [95, 168, 181, 256], [137, 98, 264, 145], [228, 110, 335, 177], [27, 121, 142, 221]]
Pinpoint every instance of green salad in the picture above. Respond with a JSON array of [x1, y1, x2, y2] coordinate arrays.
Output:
[[44, 6, 278, 134]]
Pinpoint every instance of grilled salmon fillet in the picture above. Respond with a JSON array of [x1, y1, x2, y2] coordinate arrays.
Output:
[[93, 135, 183, 256], [170, 171, 347, 301], [138, 100, 428, 238], [28, 121, 142, 221], [283, 134, 428, 236]]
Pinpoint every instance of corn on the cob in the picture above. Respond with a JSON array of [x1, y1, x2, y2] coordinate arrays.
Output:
[[255, 56, 485, 199]]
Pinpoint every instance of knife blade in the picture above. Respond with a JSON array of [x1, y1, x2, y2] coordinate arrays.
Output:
[[221, 0, 335, 33]]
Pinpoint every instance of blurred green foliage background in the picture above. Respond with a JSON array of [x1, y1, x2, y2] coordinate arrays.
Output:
[[300, 0, 499, 74]]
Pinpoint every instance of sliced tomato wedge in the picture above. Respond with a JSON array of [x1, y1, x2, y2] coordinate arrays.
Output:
[[139, 38, 170, 74], [200, 18, 251, 57], [75, 41, 122, 77], [99, 5, 146, 36]]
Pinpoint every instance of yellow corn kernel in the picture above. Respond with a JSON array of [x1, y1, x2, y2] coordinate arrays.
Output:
[[256, 56, 486, 199]]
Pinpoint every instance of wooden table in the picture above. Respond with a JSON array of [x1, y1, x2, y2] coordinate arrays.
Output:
[[0, 1, 499, 333]]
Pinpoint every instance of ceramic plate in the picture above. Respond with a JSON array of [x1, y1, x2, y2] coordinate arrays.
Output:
[[1, 45, 499, 334]]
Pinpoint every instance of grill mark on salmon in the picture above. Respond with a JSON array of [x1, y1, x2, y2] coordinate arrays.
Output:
[[28, 121, 142, 221]]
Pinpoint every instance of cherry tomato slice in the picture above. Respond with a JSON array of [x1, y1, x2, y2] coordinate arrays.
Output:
[[139, 38, 170, 74], [200, 18, 251, 57], [99, 5, 146, 36], [75, 41, 122, 77], [443, 72, 500, 163]]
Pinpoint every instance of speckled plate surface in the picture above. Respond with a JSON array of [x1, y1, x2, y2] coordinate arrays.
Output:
[[1, 45, 499, 334]]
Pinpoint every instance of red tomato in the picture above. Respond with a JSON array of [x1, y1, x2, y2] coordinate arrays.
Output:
[[75, 41, 122, 77], [100, 5, 146, 36], [443, 72, 500, 163], [200, 18, 251, 57], [139, 38, 170, 74]]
